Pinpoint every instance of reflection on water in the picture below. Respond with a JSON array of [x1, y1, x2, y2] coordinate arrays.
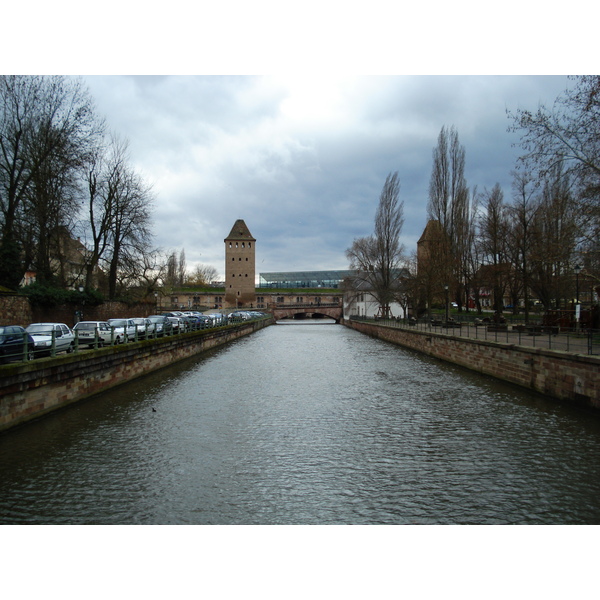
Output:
[[1, 320, 600, 524]]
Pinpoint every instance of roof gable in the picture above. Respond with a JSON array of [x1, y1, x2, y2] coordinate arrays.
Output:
[[224, 219, 255, 242]]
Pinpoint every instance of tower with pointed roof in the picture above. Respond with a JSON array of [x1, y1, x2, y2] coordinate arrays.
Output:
[[224, 219, 256, 308]]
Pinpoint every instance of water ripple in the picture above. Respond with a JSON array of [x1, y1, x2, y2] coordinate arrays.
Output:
[[1, 321, 600, 524]]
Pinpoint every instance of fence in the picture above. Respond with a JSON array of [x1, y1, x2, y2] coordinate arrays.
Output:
[[349, 316, 600, 356], [0, 313, 269, 365]]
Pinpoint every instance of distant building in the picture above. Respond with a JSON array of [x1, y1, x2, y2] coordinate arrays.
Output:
[[259, 270, 354, 289], [224, 219, 256, 308]]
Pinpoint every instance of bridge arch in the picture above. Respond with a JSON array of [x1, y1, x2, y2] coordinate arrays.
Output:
[[271, 304, 343, 323]]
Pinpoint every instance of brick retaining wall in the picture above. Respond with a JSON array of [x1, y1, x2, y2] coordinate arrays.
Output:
[[0, 318, 273, 432], [0, 295, 157, 328], [344, 319, 600, 412]]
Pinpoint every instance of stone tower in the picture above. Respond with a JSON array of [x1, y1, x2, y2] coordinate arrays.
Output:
[[224, 219, 256, 308]]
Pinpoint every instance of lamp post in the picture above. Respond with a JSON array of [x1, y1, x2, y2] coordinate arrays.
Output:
[[444, 284, 449, 323], [77, 285, 85, 323], [574, 265, 581, 331], [574, 264, 581, 304], [154, 291, 158, 313]]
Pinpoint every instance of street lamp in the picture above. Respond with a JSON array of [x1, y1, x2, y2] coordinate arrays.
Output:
[[77, 285, 85, 323], [574, 264, 581, 331], [574, 264, 581, 304], [444, 284, 449, 322]]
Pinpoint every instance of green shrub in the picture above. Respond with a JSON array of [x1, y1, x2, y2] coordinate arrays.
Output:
[[21, 283, 104, 307]]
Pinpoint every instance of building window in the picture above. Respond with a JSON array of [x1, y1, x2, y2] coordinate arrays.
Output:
[[242, 242, 245, 248], [248, 242, 251, 247], [245, 258, 248, 261]]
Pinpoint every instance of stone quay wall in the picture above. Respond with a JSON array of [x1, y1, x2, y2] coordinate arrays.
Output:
[[344, 319, 600, 412], [0, 318, 273, 433]]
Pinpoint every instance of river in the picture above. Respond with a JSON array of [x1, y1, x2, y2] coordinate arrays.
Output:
[[1, 320, 600, 524]]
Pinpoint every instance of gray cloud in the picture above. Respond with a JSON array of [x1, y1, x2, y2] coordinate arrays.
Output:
[[83, 75, 570, 279]]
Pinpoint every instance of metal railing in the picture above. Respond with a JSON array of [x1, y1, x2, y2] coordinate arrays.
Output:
[[349, 315, 600, 356], [0, 314, 271, 365]]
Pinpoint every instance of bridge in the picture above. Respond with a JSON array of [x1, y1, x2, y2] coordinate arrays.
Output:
[[270, 303, 343, 323]]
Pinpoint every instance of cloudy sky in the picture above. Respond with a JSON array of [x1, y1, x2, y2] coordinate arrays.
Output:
[[80, 74, 571, 280], [8, 3, 590, 283]]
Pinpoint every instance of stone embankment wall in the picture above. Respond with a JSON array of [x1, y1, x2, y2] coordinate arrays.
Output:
[[0, 295, 157, 328], [0, 318, 273, 432], [0, 295, 32, 326], [344, 319, 600, 412]]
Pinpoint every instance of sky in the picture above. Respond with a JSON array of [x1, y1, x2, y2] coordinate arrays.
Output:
[[6, 3, 592, 285], [80, 74, 573, 281]]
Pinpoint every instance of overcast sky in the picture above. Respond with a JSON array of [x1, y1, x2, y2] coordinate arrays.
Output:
[[80, 75, 571, 280], [6, 3, 589, 283]]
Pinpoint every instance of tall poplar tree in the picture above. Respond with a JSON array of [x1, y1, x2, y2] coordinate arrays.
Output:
[[426, 126, 470, 306]]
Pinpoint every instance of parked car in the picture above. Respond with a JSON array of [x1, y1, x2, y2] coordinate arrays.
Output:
[[228, 311, 251, 321], [205, 313, 225, 326], [129, 317, 155, 340], [26, 323, 75, 356], [73, 321, 112, 347], [185, 314, 212, 329], [146, 315, 173, 337], [167, 316, 188, 333], [0, 325, 35, 363], [106, 318, 137, 343]]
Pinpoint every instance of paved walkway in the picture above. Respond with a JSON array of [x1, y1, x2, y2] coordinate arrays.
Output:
[[353, 318, 598, 356]]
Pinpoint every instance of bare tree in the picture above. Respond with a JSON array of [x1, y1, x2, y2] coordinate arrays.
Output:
[[427, 126, 470, 305], [346, 171, 405, 318], [508, 76, 600, 211], [0, 75, 101, 288], [104, 165, 153, 299], [187, 263, 218, 286], [478, 183, 510, 314], [178, 249, 187, 286], [507, 170, 541, 320], [528, 166, 578, 309]]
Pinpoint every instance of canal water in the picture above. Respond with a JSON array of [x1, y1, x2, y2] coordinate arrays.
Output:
[[1, 320, 600, 524]]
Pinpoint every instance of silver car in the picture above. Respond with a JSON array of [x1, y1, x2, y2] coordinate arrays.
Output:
[[106, 318, 137, 343], [73, 321, 112, 347], [26, 323, 75, 356], [129, 317, 155, 340]]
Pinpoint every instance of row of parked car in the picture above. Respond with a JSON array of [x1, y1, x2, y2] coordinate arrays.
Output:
[[0, 310, 267, 364]]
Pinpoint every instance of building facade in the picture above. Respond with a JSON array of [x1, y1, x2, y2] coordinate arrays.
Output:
[[224, 219, 256, 308]]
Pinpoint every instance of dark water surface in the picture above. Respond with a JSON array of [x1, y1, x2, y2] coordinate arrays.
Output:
[[2, 320, 600, 524]]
